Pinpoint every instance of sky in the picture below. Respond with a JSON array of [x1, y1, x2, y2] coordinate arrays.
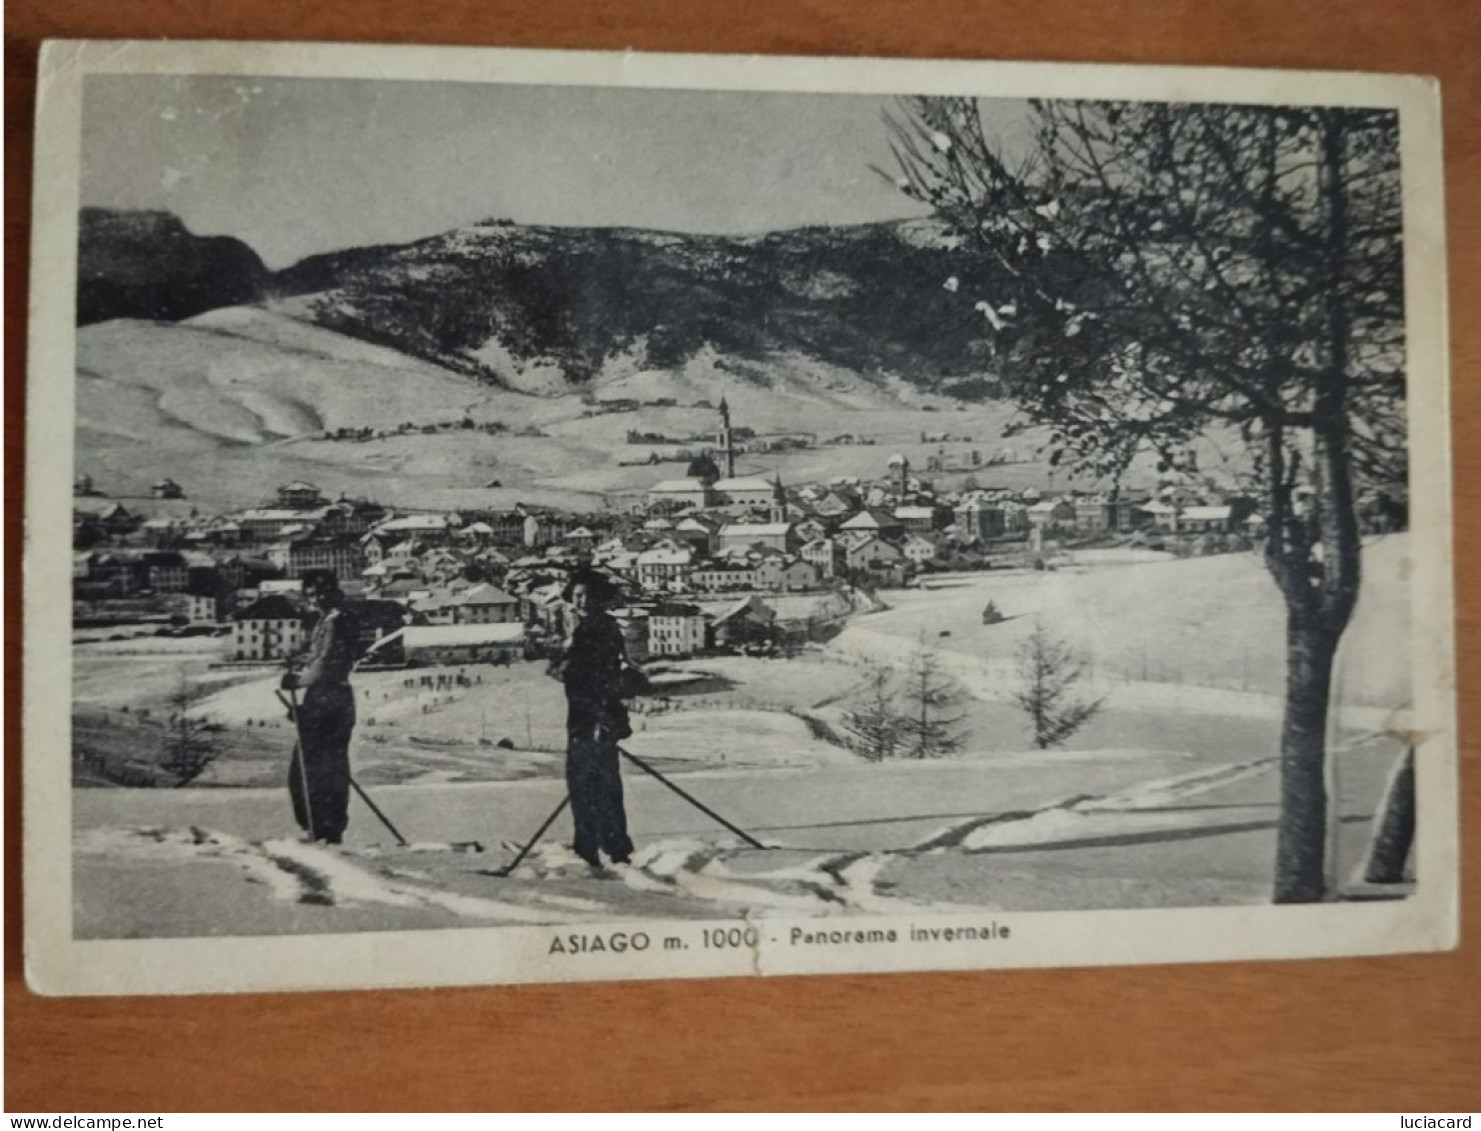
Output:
[[80, 74, 1034, 269]]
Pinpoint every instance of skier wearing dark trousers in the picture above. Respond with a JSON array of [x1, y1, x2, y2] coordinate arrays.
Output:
[[282, 570, 360, 844], [548, 569, 636, 868]]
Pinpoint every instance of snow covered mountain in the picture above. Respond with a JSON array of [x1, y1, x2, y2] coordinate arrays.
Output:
[[80, 210, 1016, 399]]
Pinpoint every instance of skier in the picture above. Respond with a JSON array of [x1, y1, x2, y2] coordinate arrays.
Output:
[[547, 569, 638, 868], [282, 570, 360, 844]]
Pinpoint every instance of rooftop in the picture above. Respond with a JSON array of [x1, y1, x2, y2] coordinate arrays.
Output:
[[720, 523, 791, 536], [386, 623, 527, 649], [238, 508, 329, 522], [637, 547, 695, 564], [232, 594, 304, 622], [648, 603, 705, 618], [461, 583, 518, 605], [375, 514, 452, 532], [840, 510, 896, 530]]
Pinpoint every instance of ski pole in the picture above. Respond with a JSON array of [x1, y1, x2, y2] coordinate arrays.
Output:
[[278, 688, 318, 840], [493, 794, 571, 877], [349, 777, 409, 847], [617, 746, 765, 849]]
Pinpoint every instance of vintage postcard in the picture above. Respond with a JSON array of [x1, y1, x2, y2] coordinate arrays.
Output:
[[24, 41, 1457, 995]]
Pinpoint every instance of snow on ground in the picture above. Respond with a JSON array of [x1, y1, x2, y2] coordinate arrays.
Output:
[[838, 533, 1411, 714], [71, 737, 1403, 939]]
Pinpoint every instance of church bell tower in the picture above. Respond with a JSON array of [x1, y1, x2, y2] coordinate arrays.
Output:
[[770, 473, 788, 525], [717, 396, 736, 480]]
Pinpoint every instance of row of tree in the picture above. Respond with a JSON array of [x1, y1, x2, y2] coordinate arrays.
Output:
[[841, 624, 1103, 760]]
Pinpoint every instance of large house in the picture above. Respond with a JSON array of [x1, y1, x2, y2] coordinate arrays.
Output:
[[954, 495, 1027, 541], [1178, 505, 1235, 534], [692, 560, 755, 593], [893, 505, 942, 534], [277, 481, 325, 509], [840, 535, 903, 573], [231, 595, 306, 661], [901, 534, 944, 565], [184, 574, 230, 624], [456, 583, 521, 624], [751, 555, 818, 592], [800, 537, 843, 579], [142, 550, 189, 592], [647, 603, 709, 656], [266, 533, 366, 581], [839, 508, 904, 541], [1082, 492, 1152, 533], [636, 546, 695, 592], [236, 507, 329, 544], [410, 590, 462, 625]]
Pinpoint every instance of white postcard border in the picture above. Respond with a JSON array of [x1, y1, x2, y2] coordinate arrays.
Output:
[[24, 40, 1459, 996]]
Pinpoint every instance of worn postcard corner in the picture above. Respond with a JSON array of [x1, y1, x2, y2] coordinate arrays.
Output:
[[22, 40, 1457, 996]]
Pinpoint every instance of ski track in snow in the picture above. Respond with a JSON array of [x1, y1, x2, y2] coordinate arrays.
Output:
[[75, 826, 600, 924], [912, 757, 1277, 852], [75, 757, 1281, 929]]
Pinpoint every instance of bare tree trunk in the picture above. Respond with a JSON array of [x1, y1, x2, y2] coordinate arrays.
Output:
[[1362, 746, 1415, 884], [1274, 615, 1341, 903]]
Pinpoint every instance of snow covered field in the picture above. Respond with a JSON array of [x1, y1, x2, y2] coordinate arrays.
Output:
[[851, 533, 1410, 708], [67, 538, 1416, 939], [72, 740, 1401, 939]]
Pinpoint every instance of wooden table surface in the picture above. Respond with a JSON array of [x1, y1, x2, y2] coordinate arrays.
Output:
[[6, 0, 1479, 1111]]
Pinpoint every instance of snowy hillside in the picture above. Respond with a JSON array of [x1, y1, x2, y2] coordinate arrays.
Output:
[[843, 533, 1412, 710]]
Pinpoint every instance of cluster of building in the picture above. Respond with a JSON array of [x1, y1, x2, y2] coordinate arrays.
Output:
[[77, 394, 1412, 670], [635, 405, 1267, 596]]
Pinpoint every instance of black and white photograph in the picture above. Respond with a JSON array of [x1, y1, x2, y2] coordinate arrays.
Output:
[[23, 42, 1457, 994]]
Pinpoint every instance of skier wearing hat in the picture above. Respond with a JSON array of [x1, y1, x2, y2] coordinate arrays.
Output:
[[548, 568, 638, 868], [282, 570, 360, 844]]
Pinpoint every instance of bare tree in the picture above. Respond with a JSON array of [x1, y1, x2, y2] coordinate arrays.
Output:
[[1014, 621, 1106, 750], [885, 98, 1404, 901], [897, 642, 967, 758], [158, 668, 219, 787], [840, 667, 902, 762]]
